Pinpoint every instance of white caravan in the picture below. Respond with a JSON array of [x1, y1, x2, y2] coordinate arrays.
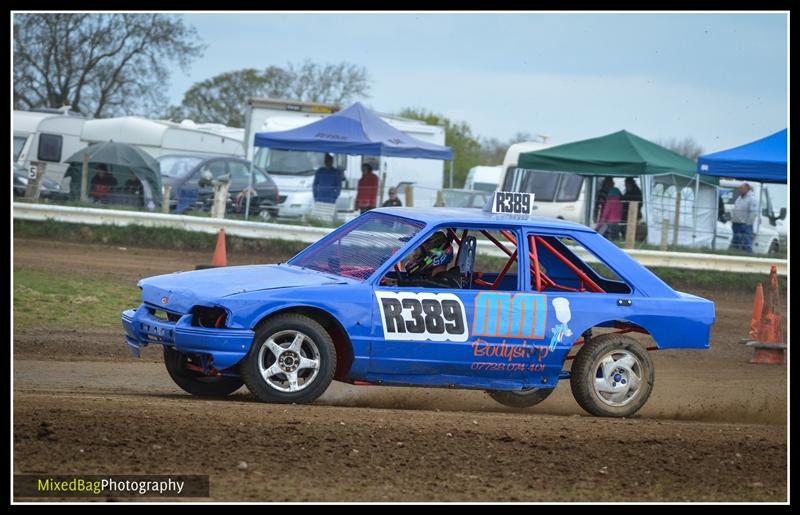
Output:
[[13, 108, 90, 184], [718, 179, 783, 255], [244, 98, 447, 219], [464, 165, 503, 192], [80, 117, 245, 159]]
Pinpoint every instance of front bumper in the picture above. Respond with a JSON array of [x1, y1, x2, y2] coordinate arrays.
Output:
[[122, 304, 254, 370]]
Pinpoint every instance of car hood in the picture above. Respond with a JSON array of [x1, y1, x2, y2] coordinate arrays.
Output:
[[139, 264, 347, 313]]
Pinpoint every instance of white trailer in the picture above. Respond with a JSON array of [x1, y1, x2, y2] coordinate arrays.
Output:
[[14, 108, 90, 184], [244, 98, 447, 219], [80, 117, 245, 159]]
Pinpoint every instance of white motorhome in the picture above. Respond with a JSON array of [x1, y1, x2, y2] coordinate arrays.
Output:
[[245, 98, 447, 219], [718, 179, 783, 255], [14, 108, 90, 184], [80, 117, 245, 159], [464, 165, 503, 192]]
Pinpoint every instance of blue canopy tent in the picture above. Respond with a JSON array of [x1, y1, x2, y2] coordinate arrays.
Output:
[[697, 129, 787, 184], [253, 102, 453, 160], [247, 102, 453, 217]]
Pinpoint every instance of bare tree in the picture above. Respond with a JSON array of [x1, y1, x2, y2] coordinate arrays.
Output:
[[13, 13, 204, 118], [286, 60, 370, 105], [169, 61, 370, 126], [657, 136, 705, 162], [173, 67, 293, 126]]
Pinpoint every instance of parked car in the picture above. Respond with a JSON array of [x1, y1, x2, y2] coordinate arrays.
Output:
[[13, 163, 69, 201], [122, 206, 715, 417], [157, 155, 279, 218], [440, 188, 492, 209]]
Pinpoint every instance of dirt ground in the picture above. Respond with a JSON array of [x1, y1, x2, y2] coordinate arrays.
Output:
[[12, 238, 788, 502]]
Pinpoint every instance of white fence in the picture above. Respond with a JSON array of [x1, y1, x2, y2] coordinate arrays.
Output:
[[13, 203, 787, 276]]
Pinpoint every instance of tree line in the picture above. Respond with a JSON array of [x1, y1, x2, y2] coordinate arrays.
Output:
[[14, 13, 702, 188]]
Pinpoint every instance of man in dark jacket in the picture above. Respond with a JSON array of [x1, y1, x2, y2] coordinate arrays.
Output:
[[312, 154, 344, 205]]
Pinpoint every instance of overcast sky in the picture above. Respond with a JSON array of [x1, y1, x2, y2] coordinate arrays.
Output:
[[169, 12, 788, 154]]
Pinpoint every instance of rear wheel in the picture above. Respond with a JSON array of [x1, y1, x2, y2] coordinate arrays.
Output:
[[163, 346, 243, 397], [570, 334, 654, 417], [488, 388, 554, 408]]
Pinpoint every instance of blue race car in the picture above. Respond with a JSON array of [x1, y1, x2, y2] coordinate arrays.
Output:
[[122, 207, 715, 417]]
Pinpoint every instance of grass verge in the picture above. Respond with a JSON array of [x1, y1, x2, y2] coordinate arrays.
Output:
[[14, 219, 308, 257], [14, 219, 785, 294], [14, 267, 140, 331]]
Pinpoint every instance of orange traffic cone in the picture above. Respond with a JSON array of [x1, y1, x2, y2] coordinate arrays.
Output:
[[211, 229, 227, 267], [746, 265, 785, 364], [195, 229, 227, 270], [749, 283, 764, 340]]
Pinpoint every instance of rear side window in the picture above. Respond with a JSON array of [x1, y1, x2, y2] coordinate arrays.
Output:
[[37, 134, 63, 162], [227, 161, 252, 188], [527, 233, 631, 294]]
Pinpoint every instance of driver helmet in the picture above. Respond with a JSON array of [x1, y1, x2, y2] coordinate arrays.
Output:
[[406, 231, 454, 275]]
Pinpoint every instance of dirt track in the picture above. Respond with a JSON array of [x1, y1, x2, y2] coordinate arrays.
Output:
[[12, 238, 788, 501]]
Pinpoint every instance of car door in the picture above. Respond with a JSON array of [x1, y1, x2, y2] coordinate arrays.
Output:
[[523, 230, 638, 380], [368, 225, 547, 389]]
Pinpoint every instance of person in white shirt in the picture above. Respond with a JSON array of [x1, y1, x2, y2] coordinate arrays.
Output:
[[731, 182, 758, 253]]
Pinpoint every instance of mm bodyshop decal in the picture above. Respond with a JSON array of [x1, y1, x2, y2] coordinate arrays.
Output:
[[472, 291, 547, 339]]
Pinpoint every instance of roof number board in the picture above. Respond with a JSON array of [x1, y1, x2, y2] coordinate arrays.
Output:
[[492, 191, 534, 215]]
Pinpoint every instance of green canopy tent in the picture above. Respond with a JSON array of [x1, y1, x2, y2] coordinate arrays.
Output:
[[516, 130, 720, 248]]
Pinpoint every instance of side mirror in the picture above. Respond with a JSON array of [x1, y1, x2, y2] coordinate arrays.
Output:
[[779, 207, 787, 220]]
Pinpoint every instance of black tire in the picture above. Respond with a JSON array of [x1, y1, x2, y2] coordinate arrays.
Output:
[[163, 346, 244, 397], [570, 333, 654, 417], [768, 240, 780, 255], [240, 314, 336, 404], [487, 388, 554, 408]]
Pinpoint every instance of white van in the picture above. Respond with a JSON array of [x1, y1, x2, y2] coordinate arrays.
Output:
[[14, 108, 90, 184], [718, 179, 783, 255], [497, 141, 602, 224], [464, 165, 503, 192]]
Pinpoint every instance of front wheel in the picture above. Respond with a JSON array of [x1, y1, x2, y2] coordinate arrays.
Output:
[[240, 314, 336, 404], [163, 346, 244, 397], [570, 334, 654, 417], [487, 388, 554, 408]]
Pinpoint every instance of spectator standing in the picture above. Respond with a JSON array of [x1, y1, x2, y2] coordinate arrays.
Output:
[[595, 182, 623, 240], [594, 176, 615, 223], [355, 163, 379, 214], [731, 182, 758, 253], [90, 164, 117, 203], [621, 177, 644, 237], [312, 154, 344, 205], [382, 187, 403, 207]]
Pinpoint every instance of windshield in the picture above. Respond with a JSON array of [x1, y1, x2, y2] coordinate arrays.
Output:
[[520, 170, 560, 201], [289, 213, 424, 281], [158, 156, 204, 178], [254, 148, 346, 176], [472, 181, 497, 192], [14, 136, 27, 161]]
